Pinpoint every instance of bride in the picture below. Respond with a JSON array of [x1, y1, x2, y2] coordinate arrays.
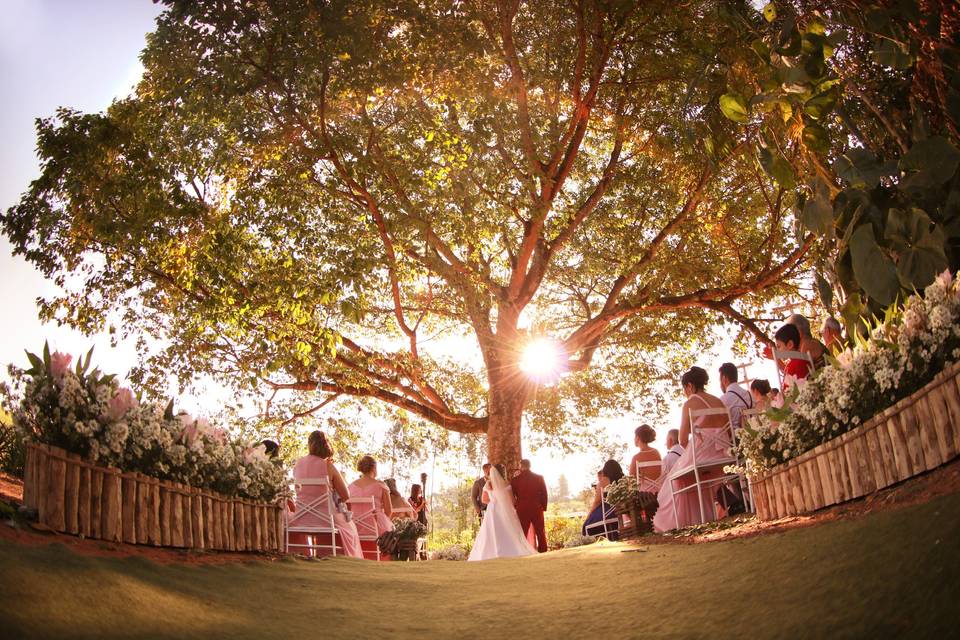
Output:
[[468, 464, 536, 561]]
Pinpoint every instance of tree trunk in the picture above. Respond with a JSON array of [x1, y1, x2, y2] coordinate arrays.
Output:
[[486, 381, 527, 474]]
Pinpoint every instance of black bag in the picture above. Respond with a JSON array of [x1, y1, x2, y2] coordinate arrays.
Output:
[[716, 484, 745, 516]]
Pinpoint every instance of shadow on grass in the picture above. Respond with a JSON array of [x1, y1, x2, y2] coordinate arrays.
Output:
[[2, 490, 959, 639]]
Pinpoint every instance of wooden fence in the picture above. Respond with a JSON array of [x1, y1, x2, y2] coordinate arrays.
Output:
[[751, 361, 960, 520], [21, 443, 284, 552]]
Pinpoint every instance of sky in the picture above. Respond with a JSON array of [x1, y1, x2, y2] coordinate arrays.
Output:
[[0, 0, 783, 498]]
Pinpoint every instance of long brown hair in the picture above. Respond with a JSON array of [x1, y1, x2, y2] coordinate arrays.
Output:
[[307, 431, 333, 459]]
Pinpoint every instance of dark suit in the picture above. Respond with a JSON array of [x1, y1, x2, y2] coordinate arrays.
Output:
[[511, 469, 548, 552]]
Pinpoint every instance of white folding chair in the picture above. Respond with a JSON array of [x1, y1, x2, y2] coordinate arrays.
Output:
[[772, 348, 816, 390], [736, 407, 767, 514], [634, 460, 664, 493], [668, 406, 744, 528], [286, 478, 339, 557], [347, 496, 382, 560], [390, 505, 416, 521], [583, 487, 620, 540]]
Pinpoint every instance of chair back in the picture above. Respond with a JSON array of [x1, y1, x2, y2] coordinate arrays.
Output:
[[347, 496, 382, 560], [687, 406, 737, 470], [583, 486, 620, 539], [286, 477, 339, 556], [740, 407, 765, 429], [634, 461, 663, 493], [772, 347, 815, 389]]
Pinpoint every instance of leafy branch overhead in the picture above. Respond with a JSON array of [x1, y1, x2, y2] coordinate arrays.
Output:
[[3, 0, 822, 462]]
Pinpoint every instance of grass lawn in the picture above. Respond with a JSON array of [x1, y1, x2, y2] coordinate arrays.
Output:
[[2, 490, 959, 640]]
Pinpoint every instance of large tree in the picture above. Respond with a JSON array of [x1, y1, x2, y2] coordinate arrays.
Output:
[[3, 0, 813, 468]]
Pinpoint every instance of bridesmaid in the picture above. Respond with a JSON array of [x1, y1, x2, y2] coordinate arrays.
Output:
[[653, 367, 731, 532], [349, 455, 394, 533], [628, 424, 662, 483], [290, 431, 363, 558]]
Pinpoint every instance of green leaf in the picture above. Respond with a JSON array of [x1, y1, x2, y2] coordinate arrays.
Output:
[[762, 2, 777, 22], [800, 177, 833, 233], [42, 341, 50, 370], [25, 350, 43, 372], [804, 89, 837, 120], [833, 148, 895, 190], [163, 398, 175, 421], [815, 272, 834, 310], [719, 92, 750, 123], [872, 38, 912, 70], [758, 147, 796, 189], [885, 207, 948, 289], [899, 136, 960, 189], [802, 123, 830, 154], [849, 223, 900, 305], [750, 38, 770, 62]]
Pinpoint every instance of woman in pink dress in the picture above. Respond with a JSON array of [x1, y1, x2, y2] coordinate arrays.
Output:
[[348, 455, 394, 534], [290, 431, 363, 558], [653, 367, 733, 532]]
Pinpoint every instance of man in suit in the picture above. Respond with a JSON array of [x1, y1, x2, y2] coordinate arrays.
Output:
[[471, 463, 491, 523], [511, 459, 548, 553]]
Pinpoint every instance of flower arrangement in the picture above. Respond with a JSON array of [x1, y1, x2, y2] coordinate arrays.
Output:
[[7, 344, 286, 502], [393, 517, 428, 540], [736, 270, 960, 475], [605, 475, 642, 511], [430, 543, 468, 561]]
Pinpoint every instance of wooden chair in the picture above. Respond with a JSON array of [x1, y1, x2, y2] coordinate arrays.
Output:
[[347, 496, 383, 561], [667, 406, 744, 528], [286, 478, 340, 557]]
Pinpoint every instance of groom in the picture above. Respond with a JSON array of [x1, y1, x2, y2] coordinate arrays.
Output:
[[511, 459, 548, 553]]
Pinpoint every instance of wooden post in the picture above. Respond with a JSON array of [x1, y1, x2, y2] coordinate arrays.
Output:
[[219, 498, 230, 551], [36, 445, 49, 523], [64, 453, 81, 535], [171, 484, 185, 547], [101, 468, 122, 543], [147, 478, 161, 546], [940, 374, 960, 453], [121, 473, 137, 544], [211, 496, 223, 550], [181, 487, 194, 549], [90, 468, 103, 539], [203, 495, 215, 550], [22, 444, 36, 511], [135, 475, 149, 545], [873, 418, 896, 490], [160, 482, 172, 547], [899, 404, 926, 475], [43, 448, 67, 531], [191, 490, 204, 550], [926, 384, 957, 462], [234, 499, 246, 551], [78, 464, 91, 537]]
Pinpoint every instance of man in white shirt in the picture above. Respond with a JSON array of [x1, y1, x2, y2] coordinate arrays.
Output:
[[718, 362, 752, 430], [661, 429, 684, 477]]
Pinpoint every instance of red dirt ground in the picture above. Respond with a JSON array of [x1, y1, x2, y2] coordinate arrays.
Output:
[[3, 457, 960, 561]]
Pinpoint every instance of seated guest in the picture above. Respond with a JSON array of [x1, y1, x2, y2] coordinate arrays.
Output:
[[260, 439, 280, 459], [582, 459, 624, 538], [628, 424, 662, 482], [786, 313, 827, 370], [661, 429, 684, 477], [750, 379, 773, 412], [291, 431, 363, 558], [409, 483, 428, 526], [775, 324, 811, 391], [385, 478, 415, 520], [652, 367, 732, 532], [821, 316, 844, 353], [349, 455, 394, 533], [770, 387, 783, 408], [718, 362, 752, 430]]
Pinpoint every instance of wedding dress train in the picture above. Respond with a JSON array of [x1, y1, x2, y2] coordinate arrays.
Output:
[[468, 466, 536, 561]]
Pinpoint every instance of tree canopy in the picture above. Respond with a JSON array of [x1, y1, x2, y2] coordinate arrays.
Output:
[[4, 0, 823, 466]]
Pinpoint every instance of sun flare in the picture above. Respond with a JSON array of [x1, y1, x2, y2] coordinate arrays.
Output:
[[519, 337, 566, 383]]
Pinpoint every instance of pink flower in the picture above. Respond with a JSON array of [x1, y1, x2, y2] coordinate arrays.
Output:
[[210, 427, 228, 444], [936, 268, 953, 289], [178, 414, 197, 445], [106, 387, 138, 421], [50, 352, 73, 380]]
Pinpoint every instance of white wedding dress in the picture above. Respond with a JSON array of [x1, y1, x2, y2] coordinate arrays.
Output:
[[467, 466, 536, 561]]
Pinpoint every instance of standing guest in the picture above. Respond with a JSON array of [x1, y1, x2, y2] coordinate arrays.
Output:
[[775, 324, 812, 391], [652, 367, 732, 532], [511, 459, 549, 553], [409, 483, 428, 527], [750, 379, 773, 411], [786, 313, 827, 369], [471, 463, 492, 523], [582, 460, 624, 538], [349, 455, 394, 533], [628, 424, 662, 482], [821, 317, 844, 353], [290, 430, 363, 558], [385, 478, 415, 520], [661, 429, 684, 478], [718, 363, 752, 430]]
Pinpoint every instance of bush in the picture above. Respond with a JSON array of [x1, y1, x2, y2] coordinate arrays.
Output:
[[563, 534, 597, 548], [0, 406, 25, 476], [431, 544, 468, 561], [545, 515, 583, 549]]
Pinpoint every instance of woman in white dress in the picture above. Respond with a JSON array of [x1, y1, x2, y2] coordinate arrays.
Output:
[[468, 464, 536, 561]]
